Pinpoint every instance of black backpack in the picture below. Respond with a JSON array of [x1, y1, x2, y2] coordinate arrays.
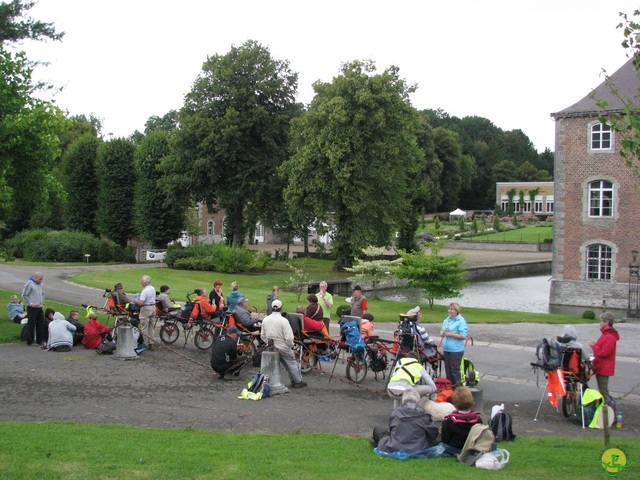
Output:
[[535, 337, 561, 370], [490, 409, 516, 441]]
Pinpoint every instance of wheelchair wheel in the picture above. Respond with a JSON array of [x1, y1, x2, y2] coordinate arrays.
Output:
[[160, 322, 180, 344], [194, 324, 215, 350], [294, 345, 313, 374], [562, 379, 578, 417], [346, 352, 368, 383]]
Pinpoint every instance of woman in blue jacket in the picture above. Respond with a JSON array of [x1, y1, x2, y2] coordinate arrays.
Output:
[[440, 302, 468, 386]]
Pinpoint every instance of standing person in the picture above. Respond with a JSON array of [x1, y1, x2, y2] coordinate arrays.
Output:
[[226, 281, 244, 311], [67, 310, 84, 346], [589, 311, 619, 398], [209, 279, 225, 313], [260, 299, 307, 388], [6, 295, 27, 324], [46, 312, 76, 352], [349, 285, 368, 317], [266, 286, 280, 315], [210, 326, 246, 380], [21, 272, 45, 346], [135, 275, 156, 350], [317, 281, 333, 331], [440, 302, 468, 386]]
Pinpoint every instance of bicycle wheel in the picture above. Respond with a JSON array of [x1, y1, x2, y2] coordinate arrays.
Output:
[[346, 351, 368, 383], [562, 379, 578, 417], [159, 322, 180, 344], [194, 325, 215, 350], [294, 344, 313, 374]]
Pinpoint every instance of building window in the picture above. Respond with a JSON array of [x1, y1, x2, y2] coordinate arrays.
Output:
[[589, 180, 613, 217], [523, 200, 532, 213], [546, 196, 554, 213], [500, 195, 509, 212], [513, 201, 520, 213], [591, 123, 612, 150], [587, 244, 612, 281], [534, 195, 543, 213], [207, 220, 214, 236]]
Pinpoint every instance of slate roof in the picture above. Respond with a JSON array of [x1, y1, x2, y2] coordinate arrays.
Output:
[[552, 57, 640, 119]]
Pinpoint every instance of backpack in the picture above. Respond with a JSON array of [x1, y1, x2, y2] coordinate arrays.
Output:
[[175, 303, 193, 323], [238, 373, 270, 401], [435, 378, 454, 403], [340, 320, 365, 354], [535, 337, 561, 370], [96, 339, 117, 355], [458, 424, 496, 466], [370, 351, 388, 373], [460, 357, 479, 387], [490, 409, 516, 441]]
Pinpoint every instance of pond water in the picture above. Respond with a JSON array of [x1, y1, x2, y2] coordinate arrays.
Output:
[[377, 275, 552, 313]]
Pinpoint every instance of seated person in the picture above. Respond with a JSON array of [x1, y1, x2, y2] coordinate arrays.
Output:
[[6, 295, 27, 324], [361, 313, 375, 341], [232, 296, 260, 332], [82, 312, 113, 349], [67, 310, 84, 346], [210, 326, 246, 379], [191, 288, 217, 321], [371, 389, 439, 454], [406, 306, 431, 345], [157, 285, 176, 312], [387, 351, 437, 400], [558, 324, 589, 362], [46, 312, 76, 352], [110, 282, 132, 308], [421, 386, 483, 458], [303, 294, 328, 336]]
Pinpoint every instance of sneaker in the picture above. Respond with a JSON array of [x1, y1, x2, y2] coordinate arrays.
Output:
[[292, 381, 308, 388], [134, 344, 146, 355]]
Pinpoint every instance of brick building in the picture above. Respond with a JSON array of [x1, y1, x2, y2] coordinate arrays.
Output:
[[550, 58, 640, 314]]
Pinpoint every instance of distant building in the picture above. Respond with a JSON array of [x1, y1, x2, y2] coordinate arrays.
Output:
[[495, 182, 554, 215], [550, 58, 640, 314]]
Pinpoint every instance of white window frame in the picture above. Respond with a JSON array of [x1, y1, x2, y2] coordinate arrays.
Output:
[[534, 195, 543, 213], [587, 244, 612, 281], [546, 196, 554, 213], [500, 195, 509, 212], [589, 180, 613, 217], [590, 122, 612, 151]]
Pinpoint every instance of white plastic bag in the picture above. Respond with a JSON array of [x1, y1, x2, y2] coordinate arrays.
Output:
[[475, 448, 510, 470]]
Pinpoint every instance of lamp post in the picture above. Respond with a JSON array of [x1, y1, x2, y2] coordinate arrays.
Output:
[[629, 250, 639, 318]]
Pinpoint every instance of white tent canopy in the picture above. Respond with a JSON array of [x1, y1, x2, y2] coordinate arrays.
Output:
[[449, 208, 467, 217]]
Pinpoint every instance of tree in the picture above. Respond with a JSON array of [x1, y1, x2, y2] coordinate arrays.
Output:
[[144, 110, 178, 134], [282, 60, 423, 268], [434, 126, 463, 211], [0, 47, 68, 233], [134, 131, 190, 248], [394, 242, 466, 310], [174, 39, 299, 246], [0, 0, 63, 45], [345, 246, 402, 300], [62, 133, 100, 234], [95, 138, 136, 246]]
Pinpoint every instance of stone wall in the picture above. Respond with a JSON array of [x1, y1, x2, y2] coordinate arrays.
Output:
[[446, 241, 551, 252], [465, 260, 551, 281]]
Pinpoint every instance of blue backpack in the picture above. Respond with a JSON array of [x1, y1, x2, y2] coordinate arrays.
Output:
[[340, 320, 365, 354]]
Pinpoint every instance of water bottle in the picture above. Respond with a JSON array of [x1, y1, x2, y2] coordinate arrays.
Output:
[[616, 410, 622, 428]]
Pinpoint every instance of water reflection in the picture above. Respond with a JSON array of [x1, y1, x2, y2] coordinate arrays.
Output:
[[378, 275, 551, 313]]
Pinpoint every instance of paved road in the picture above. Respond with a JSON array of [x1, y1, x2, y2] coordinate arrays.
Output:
[[0, 260, 638, 439]]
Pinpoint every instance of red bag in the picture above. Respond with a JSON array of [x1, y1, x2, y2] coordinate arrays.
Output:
[[435, 378, 453, 403]]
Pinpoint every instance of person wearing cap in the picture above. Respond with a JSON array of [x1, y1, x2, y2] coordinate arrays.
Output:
[[46, 312, 76, 352], [134, 275, 156, 349], [232, 296, 260, 332], [349, 285, 368, 317], [210, 326, 246, 380], [406, 306, 431, 345], [6, 294, 27, 324], [261, 299, 307, 388], [82, 313, 112, 350], [110, 283, 132, 307]]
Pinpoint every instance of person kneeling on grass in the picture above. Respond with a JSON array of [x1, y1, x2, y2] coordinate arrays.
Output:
[[210, 326, 247, 380], [45, 312, 76, 352], [371, 389, 439, 454]]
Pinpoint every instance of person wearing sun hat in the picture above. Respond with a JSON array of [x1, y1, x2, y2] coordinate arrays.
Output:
[[81, 311, 112, 350]]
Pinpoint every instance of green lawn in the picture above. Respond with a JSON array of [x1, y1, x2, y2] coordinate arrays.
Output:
[[464, 225, 553, 243], [0, 422, 633, 479]]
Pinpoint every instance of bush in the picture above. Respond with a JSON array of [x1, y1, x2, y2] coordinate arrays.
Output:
[[165, 242, 272, 273], [4, 229, 133, 263], [582, 310, 596, 320]]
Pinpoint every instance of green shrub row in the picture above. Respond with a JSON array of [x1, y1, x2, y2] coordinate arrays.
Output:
[[166, 242, 272, 273], [4, 229, 135, 263]]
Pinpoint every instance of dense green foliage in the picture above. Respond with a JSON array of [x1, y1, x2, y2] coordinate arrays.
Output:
[[4, 229, 135, 262], [165, 242, 272, 273], [282, 60, 424, 268], [0, 0, 63, 45], [173, 39, 300, 247]]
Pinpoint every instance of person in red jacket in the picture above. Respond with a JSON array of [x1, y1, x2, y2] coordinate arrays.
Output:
[[589, 311, 619, 398], [82, 312, 112, 349]]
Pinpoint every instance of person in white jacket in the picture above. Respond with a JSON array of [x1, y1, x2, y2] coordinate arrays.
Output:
[[46, 312, 76, 352]]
